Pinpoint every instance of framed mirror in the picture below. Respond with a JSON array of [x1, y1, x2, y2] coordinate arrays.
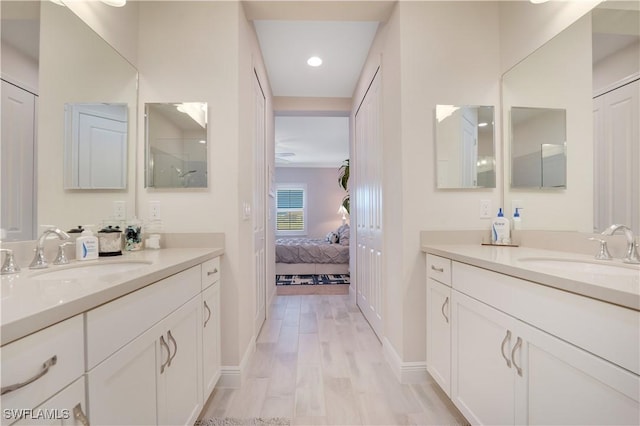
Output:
[[145, 102, 208, 188], [64, 102, 128, 189], [510, 106, 566, 189], [435, 105, 495, 189]]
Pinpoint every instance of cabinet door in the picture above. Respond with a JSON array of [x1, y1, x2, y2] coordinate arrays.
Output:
[[426, 278, 451, 396], [514, 317, 640, 425], [12, 378, 87, 426], [157, 297, 203, 426], [202, 282, 221, 399], [87, 324, 160, 425], [451, 290, 516, 425]]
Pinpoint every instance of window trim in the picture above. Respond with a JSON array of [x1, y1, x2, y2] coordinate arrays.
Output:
[[275, 184, 307, 236]]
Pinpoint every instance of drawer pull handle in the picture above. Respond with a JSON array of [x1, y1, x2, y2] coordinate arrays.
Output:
[[500, 330, 512, 368], [1, 355, 57, 395], [73, 403, 90, 426], [160, 336, 170, 374], [441, 297, 449, 323], [512, 337, 523, 376], [430, 265, 444, 273], [204, 301, 212, 328], [167, 330, 178, 367], [207, 268, 218, 276]]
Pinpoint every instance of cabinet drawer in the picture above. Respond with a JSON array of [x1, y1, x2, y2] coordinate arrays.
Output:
[[1, 315, 84, 425], [86, 265, 201, 369], [201, 257, 220, 290], [427, 254, 451, 286]]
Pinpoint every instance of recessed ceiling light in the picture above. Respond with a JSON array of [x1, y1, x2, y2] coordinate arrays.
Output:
[[307, 56, 323, 67], [529, 0, 549, 3]]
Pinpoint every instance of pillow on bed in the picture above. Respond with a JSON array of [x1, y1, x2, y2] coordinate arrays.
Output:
[[326, 231, 339, 244], [336, 224, 350, 246]]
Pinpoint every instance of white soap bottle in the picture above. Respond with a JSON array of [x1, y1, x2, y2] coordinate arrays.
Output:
[[76, 226, 99, 260], [491, 208, 511, 244], [513, 208, 522, 230]]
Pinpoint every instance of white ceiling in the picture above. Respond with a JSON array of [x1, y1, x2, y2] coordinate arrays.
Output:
[[250, 4, 384, 168]]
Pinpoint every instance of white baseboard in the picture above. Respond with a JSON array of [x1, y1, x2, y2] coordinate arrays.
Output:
[[218, 335, 256, 388], [383, 337, 428, 384]]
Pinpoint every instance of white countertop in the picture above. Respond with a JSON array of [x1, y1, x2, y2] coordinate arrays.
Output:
[[1, 248, 223, 346], [422, 244, 639, 311]]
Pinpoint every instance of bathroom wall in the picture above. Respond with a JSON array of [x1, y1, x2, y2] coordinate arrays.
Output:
[[275, 167, 347, 238], [593, 39, 640, 92]]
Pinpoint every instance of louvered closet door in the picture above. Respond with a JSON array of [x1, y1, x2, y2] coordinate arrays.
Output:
[[354, 68, 383, 337], [253, 71, 267, 335]]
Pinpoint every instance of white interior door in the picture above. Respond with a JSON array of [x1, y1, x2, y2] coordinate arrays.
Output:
[[253, 71, 267, 335], [1, 79, 36, 241], [593, 78, 639, 234], [354, 68, 383, 337]]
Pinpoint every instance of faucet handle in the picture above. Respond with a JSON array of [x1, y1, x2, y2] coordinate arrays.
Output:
[[53, 242, 73, 265], [0, 249, 21, 274], [588, 237, 612, 260]]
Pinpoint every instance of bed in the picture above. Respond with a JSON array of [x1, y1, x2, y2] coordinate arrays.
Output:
[[275, 224, 350, 275]]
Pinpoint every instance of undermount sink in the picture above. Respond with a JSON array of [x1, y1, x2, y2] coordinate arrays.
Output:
[[32, 260, 153, 280], [518, 257, 640, 277]]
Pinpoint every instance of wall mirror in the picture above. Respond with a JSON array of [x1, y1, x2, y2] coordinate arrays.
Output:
[[435, 105, 496, 189], [510, 106, 566, 189], [1, 1, 138, 241], [64, 102, 128, 189], [145, 102, 208, 188], [502, 1, 638, 232]]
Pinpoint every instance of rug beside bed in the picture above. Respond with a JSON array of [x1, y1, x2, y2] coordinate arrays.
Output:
[[275, 274, 350, 295], [276, 274, 350, 285]]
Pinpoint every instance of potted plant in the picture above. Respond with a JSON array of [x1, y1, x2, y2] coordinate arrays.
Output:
[[338, 159, 350, 214]]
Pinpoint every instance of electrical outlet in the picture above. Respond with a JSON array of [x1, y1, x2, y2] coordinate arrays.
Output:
[[149, 201, 161, 220], [113, 201, 126, 220], [480, 199, 492, 219]]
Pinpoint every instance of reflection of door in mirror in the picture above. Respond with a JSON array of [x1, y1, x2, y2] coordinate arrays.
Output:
[[1, 80, 36, 241], [64, 103, 128, 189]]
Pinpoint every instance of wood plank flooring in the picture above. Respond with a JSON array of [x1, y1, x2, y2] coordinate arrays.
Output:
[[199, 294, 468, 425]]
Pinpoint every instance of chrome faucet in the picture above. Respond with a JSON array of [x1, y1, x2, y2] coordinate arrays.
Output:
[[601, 224, 640, 264], [29, 228, 71, 269], [0, 249, 20, 274]]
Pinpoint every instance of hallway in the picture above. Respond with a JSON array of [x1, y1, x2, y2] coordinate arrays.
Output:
[[199, 294, 467, 425]]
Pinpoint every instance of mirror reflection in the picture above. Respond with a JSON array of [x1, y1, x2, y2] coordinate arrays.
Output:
[[435, 105, 495, 189], [1, 1, 138, 241], [64, 103, 128, 189], [145, 102, 208, 188], [510, 107, 566, 189]]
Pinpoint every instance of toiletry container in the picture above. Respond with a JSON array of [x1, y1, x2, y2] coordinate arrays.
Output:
[[513, 208, 522, 230], [66, 225, 84, 244], [125, 218, 143, 251], [76, 227, 99, 260], [491, 208, 511, 244], [97, 225, 123, 256]]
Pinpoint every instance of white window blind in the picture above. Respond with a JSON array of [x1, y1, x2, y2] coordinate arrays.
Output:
[[276, 187, 305, 233]]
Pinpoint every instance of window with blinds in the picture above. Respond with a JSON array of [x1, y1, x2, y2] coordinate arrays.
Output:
[[276, 187, 306, 233]]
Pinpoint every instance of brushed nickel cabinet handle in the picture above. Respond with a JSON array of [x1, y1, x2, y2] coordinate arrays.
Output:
[[73, 403, 90, 426], [167, 330, 178, 367], [501, 330, 512, 368], [207, 268, 218, 276], [430, 265, 444, 273], [512, 336, 523, 376], [1, 355, 57, 395], [160, 336, 170, 374], [441, 297, 449, 323], [204, 301, 212, 328]]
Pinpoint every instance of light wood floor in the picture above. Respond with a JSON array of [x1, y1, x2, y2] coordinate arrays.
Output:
[[199, 294, 468, 425]]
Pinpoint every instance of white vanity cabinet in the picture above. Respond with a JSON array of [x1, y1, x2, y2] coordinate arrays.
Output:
[[426, 254, 452, 396], [201, 257, 221, 398], [438, 259, 640, 425], [14, 378, 88, 426], [1, 316, 85, 426]]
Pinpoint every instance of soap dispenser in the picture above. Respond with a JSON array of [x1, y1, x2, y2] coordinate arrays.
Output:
[[76, 226, 99, 260], [513, 208, 522, 230], [491, 208, 511, 244]]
